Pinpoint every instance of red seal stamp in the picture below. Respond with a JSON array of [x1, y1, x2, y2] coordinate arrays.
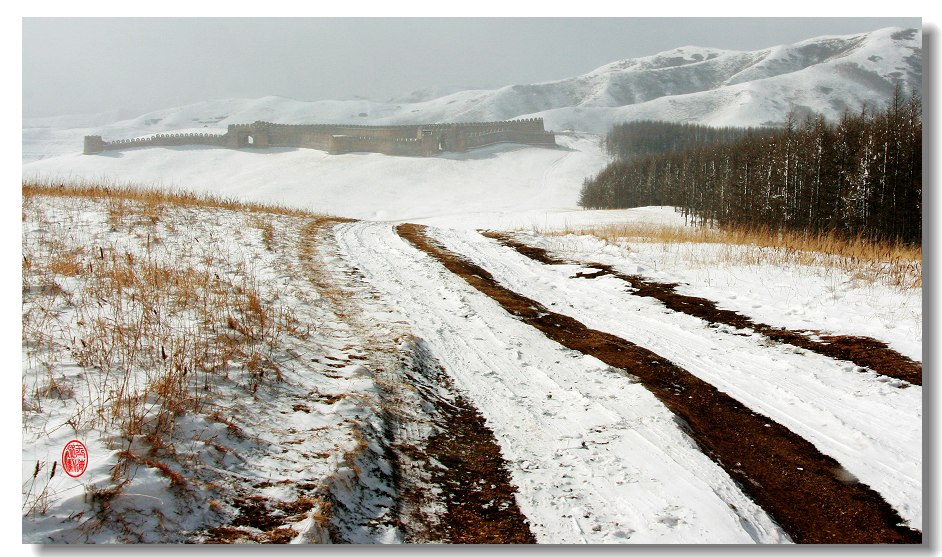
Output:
[[62, 440, 88, 478]]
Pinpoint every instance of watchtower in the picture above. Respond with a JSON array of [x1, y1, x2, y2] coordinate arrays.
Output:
[[83, 136, 106, 155], [226, 123, 271, 149]]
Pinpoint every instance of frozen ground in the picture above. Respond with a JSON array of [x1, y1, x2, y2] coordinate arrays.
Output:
[[514, 223, 922, 362], [21, 157, 923, 544], [20, 187, 923, 543], [333, 221, 791, 543]]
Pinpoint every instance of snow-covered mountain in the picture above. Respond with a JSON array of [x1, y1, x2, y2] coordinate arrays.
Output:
[[23, 26, 920, 163], [398, 27, 920, 130]]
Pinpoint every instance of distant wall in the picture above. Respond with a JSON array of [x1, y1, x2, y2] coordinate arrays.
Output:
[[84, 132, 228, 154], [84, 118, 555, 156], [461, 129, 558, 151], [328, 134, 440, 156]]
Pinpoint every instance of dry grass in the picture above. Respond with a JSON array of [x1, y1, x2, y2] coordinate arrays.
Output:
[[554, 222, 921, 289], [21, 180, 341, 524], [23, 178, 321, 218], [21, 181, 329, 457], [21, 180, 403, 542], [250, 216, 277, 252]]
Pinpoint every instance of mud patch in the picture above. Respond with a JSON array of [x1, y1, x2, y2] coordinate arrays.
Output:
[[395, 339, 536, 544], [402, 224, 920, 544], [485, 232, 921, 386], [200, 483, 327, 543]]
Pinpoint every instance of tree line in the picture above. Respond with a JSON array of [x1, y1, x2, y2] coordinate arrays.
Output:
[[580, 90, 922, 245], [602, 120, 773, 160]]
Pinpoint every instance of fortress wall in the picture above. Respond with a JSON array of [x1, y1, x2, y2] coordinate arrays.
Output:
[[462, 129, 557, 150], [266, 126, 318, 148], [423, 117, 546, 132], [84, 136, 106, 154], [97, 132, 228, 152], [328, 134, 438, 156], [335, 126, 419, 140], [239, 123, 423, 147], [296, 130, 333, 150], [85, 118, 553, 156], [251, 118, 545, 137]]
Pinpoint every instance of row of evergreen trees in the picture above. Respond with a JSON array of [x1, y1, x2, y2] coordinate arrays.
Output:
[[580, 90, 922, 245]]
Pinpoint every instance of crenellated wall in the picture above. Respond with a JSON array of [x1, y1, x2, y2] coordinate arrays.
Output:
[[84, 132, 228, 154], [460, 129, 558, 151], [84, 118, 556, 156]]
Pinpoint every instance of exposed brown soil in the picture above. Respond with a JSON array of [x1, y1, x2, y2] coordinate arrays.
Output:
[[201, 483, 324, 543], [297, 217, 533, 544], [400, 224, 920, 544], [421, 367, 537, 544], [485, 232, 921, 386], [387, 343, 536, 544]]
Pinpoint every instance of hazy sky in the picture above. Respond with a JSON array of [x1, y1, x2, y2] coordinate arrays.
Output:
[[22, 17, 922, 118]]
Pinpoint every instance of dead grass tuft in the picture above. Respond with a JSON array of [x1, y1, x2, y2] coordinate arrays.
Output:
[[22, 179, 385, 541], [47, 246, 86, 277]]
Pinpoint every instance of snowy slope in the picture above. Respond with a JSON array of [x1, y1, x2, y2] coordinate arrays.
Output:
[[21, 25, 924, 545], [22, 197, 403, 543], [22, 192, 922, 543], [21, 28, 921, 226], [23, 133, 608, 223]]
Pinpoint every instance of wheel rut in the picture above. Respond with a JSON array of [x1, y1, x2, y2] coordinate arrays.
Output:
[[399, 339, 537, 544], [484, 232, 921, 386], [398, 223, 921, 544], [320, 222, 535, 544]]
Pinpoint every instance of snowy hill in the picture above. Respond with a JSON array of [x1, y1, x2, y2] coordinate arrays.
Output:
[[22, 134, 609, 225]]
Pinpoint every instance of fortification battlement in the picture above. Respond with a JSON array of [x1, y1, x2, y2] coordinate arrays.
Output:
[[84, 118, 555, 156], [226, 117, 544, 129]]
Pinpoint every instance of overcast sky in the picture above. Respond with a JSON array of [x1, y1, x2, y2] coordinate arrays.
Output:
[[22, 17, 922, 118]]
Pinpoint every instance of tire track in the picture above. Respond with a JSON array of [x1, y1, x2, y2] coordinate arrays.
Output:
[[309, 222, 535, 543], [484, 232, 921, 386], [338, 222, 789, 543], [407, 340, 536, 544], [398, 223, 920, 544]]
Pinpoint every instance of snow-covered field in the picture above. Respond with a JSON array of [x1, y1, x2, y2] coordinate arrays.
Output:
[[21, 131, 923, 542], [22, 196, 404, 543], [517, 226, 922, 361], [21, 188, 923, 542], [426, 226, 921, 530], [334, 221, 791, 543], [20, 130, 923, 543]]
